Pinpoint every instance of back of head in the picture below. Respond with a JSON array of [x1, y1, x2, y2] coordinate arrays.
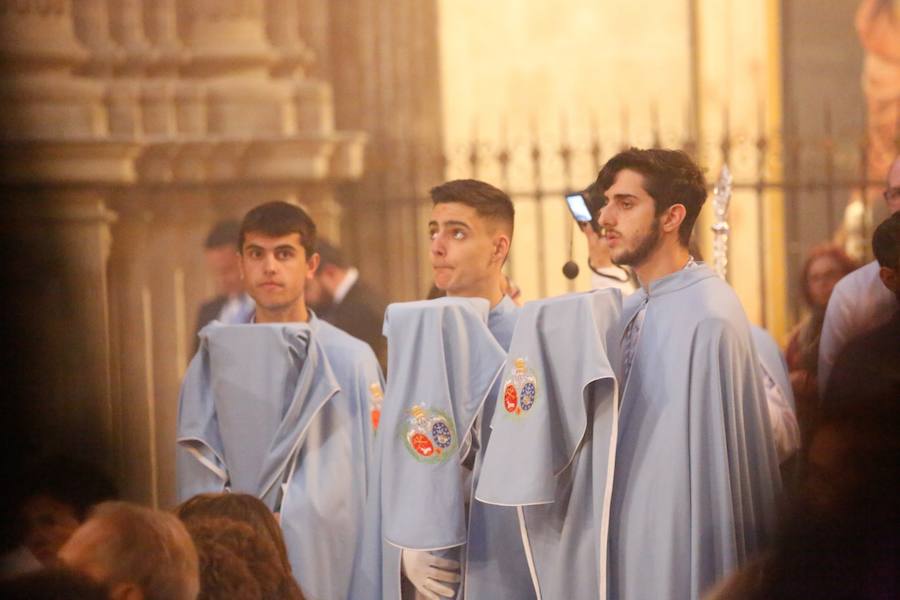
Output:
[[204, 220, 241, 251], [763, 402, 900, 599], [430, 179, 515, 237], [182, 517, 263, 600], [593, 147, 707, 246], [176, 493, 292, 576], [314, 239, 349, 271], [0, 567, 109, 600], [62, 501, 199, 600], [181, 515, 303, 600], [873, 212, 900, 270], [239, 201, 317, 259]]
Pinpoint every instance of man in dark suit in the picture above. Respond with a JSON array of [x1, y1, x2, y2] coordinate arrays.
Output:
[[193, 220, 255, 349], [307, 239, 387, 371]]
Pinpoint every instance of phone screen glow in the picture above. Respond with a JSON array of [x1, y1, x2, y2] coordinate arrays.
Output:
[[566, 194, 593, 222]]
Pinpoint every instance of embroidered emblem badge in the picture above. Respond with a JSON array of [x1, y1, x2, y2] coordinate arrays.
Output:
[[401, 405, 458, 463], [502, 358, 538, 416], [368, 383, 384, 431]]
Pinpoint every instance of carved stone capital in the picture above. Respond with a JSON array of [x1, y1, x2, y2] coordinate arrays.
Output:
[[0, 0, 88, 72]]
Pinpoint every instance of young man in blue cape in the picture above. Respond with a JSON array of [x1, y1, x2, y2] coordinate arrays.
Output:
[[177, 201, 384, 600], [351, 180, 532, 600], [595, 149, 781, 599]]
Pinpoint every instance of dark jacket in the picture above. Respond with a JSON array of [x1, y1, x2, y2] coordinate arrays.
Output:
[[320, 279, 387, 372], [824, 307, 900, 412]]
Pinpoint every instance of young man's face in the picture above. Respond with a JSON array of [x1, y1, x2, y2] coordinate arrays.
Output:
[[240, 232, 317, 313], [22, 494, 81, 566], [429, 202, 503, 296], [598, 169, 663, 267]]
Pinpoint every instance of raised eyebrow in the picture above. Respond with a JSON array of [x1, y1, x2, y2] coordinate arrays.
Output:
[[428, 220, 471, 230], [443, 220, 471, 230], [612, 193, 638, 200]]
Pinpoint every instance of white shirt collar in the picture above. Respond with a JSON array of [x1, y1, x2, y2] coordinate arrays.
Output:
[[333, 268, 359, 304]]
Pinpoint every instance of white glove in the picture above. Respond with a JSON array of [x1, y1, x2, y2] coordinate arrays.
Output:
[[401, 549, 461, 600]]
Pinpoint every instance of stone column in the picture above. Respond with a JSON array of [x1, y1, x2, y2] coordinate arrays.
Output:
[[265, 0, 314, 76], [310, 0, 444, 300], [106, 195, 159, 504], [1, 192, 117, 467]]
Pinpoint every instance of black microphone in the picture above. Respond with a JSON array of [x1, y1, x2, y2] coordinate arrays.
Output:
[[562, 260, 580, 279]]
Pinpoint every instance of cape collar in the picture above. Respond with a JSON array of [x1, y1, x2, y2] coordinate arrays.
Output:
[[489, 294, 516, 321], [635, 262, 717, 301]]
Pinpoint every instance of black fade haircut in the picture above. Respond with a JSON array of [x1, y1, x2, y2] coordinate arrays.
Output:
[[873, 212, 900, 270], [430, 179, 515, 237], [593, 148, 707, 246], [204, 220, 241, 250], [239, 201, 317, 259], [315, 239, 349, 270]]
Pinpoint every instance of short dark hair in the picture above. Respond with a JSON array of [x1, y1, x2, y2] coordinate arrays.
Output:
[[873, 212, 900, 270], [430, 179, 515, 236], [204, 220, 241, 250], [315, 239, 349, 270], [593, 148, 707, 246], [239, 201, 317, 259]]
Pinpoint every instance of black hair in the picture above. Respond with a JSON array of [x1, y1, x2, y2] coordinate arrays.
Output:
[[593, 148, 707, 246], [239, 201, 317, 259], [872, 212, 900, 270], [430, 179, 515, 236], [204, 220, 241, 250]]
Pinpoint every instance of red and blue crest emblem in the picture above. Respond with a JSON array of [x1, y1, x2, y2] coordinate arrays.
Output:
[[401, 405, 458, 463], [502, 358, 538, 417]]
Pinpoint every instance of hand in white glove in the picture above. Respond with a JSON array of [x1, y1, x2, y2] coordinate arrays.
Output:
[[401, 549, 461, 600]]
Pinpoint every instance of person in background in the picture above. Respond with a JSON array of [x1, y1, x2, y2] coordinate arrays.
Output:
[[818, 154, 899, 394], [176, 492, 300, 594], [8, 456, 117, 573], [785, 244, 857, 433], [59, 501, 199, 600], [194, 220, 255, 345], [580, 179, 639, 295], [305, 239, 387, 371], [824, 212, 900, 412], [179, 515, 304, 600], [704, 400, 899, 600]]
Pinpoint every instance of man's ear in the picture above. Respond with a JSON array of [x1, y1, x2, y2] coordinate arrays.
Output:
[[492, 233, 511, 266], [879, 265, 899, 294], [661, 204, 687, 235], [307, 252, 321, 279]]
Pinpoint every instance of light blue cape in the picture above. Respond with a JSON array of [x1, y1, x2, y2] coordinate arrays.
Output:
[[350, 297, 510, 600], [476, 290, 623, 600], [177, 318, 383, 600], [609, 265, 781, 600]]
